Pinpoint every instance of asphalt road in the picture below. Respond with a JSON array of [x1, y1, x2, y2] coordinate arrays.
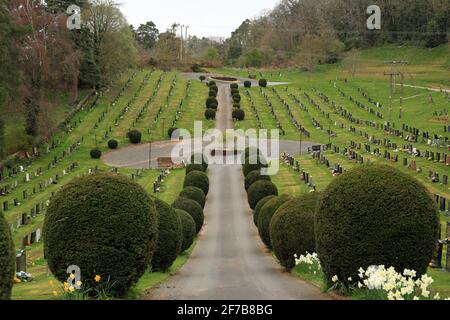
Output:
[[146, 82, 330, 300]]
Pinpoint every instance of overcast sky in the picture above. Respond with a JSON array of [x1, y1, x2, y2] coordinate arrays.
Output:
[[119, 0, 279, 39]]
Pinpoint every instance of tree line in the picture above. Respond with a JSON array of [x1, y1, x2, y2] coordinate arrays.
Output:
[[223, 0, 449, 68]]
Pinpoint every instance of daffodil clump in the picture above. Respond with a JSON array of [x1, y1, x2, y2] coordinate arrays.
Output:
[[60, 274, 114, 300], [294, 253, 448, 301]]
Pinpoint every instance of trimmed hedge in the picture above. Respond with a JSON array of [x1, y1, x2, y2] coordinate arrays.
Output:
[[316, 165, 440, 288], [243, 154, 268, 177], [232, 109, 245, 121], [270, 192, 321, 270], [180, 186, 206, 208], [108, 139, 118, 150], [90, 148, 102, 159], [128, 130, 142, 144], [43, 173, 158, 297], [206, 97, 218, 109], [186, 164, 205, 175], [205, 108, 217, 120], [247, 180, 278, 210], [254, 195, 276, 226], [172, 197, 204, 234], [230, 83, 239, 90], [176, 209, 196, 253], [184, 171, 209, 195], [259, 79, 268, 87], [257, 195, 291, 249], [245, 170, 271, 191], [232, 94, 241, 103], [233, 102, 241, 109], [0, 212, 14, 300], [151, 198, 183, 272], [244, 81, 252, 88], [191, 153, 208, 171]]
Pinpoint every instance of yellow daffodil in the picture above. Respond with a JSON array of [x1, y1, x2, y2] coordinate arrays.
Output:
[[76, 281, 82, 287], [94, 275, 101, 283], [68, 286, 75, 293], [69, 274, 75, 280]]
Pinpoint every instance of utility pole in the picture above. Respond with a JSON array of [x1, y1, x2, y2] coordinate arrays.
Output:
[[384, 61, 407, 121], [184, 26, 189, 62], [180, 25, 184, 62], [399, 72, 404, 119]]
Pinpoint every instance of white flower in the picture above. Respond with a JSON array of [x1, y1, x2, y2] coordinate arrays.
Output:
[[358, 282, 363, 289], [348, 277, 353, 282], [332, 275, 339, 283], [413, 296, 420, 301], [434, 293, 441, 300]]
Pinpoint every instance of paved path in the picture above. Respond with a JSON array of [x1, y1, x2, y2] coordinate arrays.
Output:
[[146, 81, 330, 300]]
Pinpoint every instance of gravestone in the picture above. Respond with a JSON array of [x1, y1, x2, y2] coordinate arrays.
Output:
[[16, 250, 26, 273]]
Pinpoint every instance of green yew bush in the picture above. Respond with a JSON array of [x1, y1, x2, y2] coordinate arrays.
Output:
[[90, 148, 102, 159], [206, 97, 218, 109], [184, 171, 209, 195], [180, 186, 206, 208], [43, 173, 158, 297], [247, 180, 278, 210], [176, 209, 196, 253], [172, 197, 204, 234], [230, 83, 239, 90], [205, 108, 217, 120], [245, 170, 271, 191], [151, 198, 183, 272], [316, 165, 440, 288], [270, 192, 320, 270], [232, 109, 245, 121], [0, 212, 14, 300], [108, 139, 118, 150], [191, 153, 208, 171], [128, 130, 142, 144], [259, 79, 268, 87], [186, 164, 205, 175], [244, 81, 252, 88], [257, 195, 291, 249], [254, 195, 276, 226]]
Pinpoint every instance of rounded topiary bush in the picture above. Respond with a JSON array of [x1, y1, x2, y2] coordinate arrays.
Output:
[[191, 153, 208, 171], [206, 97, 218, 109], [128, 130, 142, 144], [151, 198, 183, 272], [43, 173, 158, 297], [184, 171, 209, 195], [232, 94, 241, 103], [199, 75, 206, 82], [254, 195, 276, 226], [245, 170, 271, 191], [316, 165, 440, 288], [90, 148, 102, 159], [230, 83, 238, 90], [108, 139, 118, 150], [176, 209, 196, 253], [259, 79, 268, 87], [0, 212, 14, 300], [208, 81, 216, 87], [257, 195, 291, 249], [168, 127, 179, 139], [231, 88, 239, 96], [270, 192, 321, 270], [244, 81, 252, 88], [180, 186, 206, 208], [232, 109, 245, 121], [186, 164, 205, 175], [233, 102, 241, 109], [172, 197, 204, 234], [243, 154, 268, 177], [247, 180, 278, 210], [205, 108, 217, 120], [209, 90, 217, 97]]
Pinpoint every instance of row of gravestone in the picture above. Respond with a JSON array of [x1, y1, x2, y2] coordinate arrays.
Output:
[[1, 162, 79, 211], [356, 86, 384, 109], [150, 74, 178, 130], [15, 228, 43, 273], [310, 151, 347, 177], [135, 73, 165, 128], [153, 169, 171, 194], [271, 87, 311, 138], [334, 85, 384, 119], [170, 81, 192, 130], [243, 90, 264, 129], [259, 88, 286, 135], [431, 222, 450, 271], [280, 153, 318, 190]]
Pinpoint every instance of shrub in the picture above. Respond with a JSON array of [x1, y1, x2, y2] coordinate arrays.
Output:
[[199, 75, 206, 82], [208, 81, 216, 87], [232, 94, 241, 103], [206, 97, 218, 109], [270, 192, 320, 270], [259, 79, 268, 87], [128, 130, 142, 144], [43, 173, 158, 297], [90, 148, 102, 159], [230, 83, 238, 90], [168, 127, 179, 139], [209, 90, 217, 97], [232, 109, 245, 121], [108, 139, 118, 150], [257, 195, 291, 249], [254, 195, 276, 226], [245, 170, 271, 191], [316, 165, 440, 288], [172, 197, 204, 234], [191, 153, 208, 171], [184, 171, 209, 195], [0, 212, 14, 300], [242, 154, 268, 177], [205, 108, 217, 120], [231, 88, 239, 96], [176, 209, 196, 253], [209, 85, 218, 94], [233, 102, 241, 109], [247, 180, 278, 210], [180, 186, 206, 208], [186, 164, 205, 175], [208, 102, 218, 110], [244, 81, 252, 88], [151, 198, 183, 272]]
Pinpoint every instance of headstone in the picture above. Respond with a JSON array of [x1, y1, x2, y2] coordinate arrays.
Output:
[[16, 250, 26, 273]]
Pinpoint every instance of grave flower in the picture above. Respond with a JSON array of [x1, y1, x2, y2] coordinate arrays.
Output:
[[95, 275, 101, 283]]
